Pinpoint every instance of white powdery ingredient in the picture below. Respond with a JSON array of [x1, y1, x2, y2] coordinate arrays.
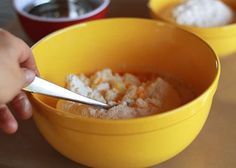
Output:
[[94, 82, 110, 91], [105, 89, 118, 102], [66, 74, 92, 97], [136, 98, 148, 108], [90, 69, 113, 85], [172, 0, 234, 27], [57, 69, 183, 119], [123, 73, 141, 86]]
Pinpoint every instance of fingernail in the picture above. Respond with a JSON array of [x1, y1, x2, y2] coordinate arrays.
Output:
[[10, 93, 33, 120], [24, 69, 35, 84], [21, 98, 32, 120]]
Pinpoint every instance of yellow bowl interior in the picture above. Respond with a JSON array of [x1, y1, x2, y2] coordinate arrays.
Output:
[[31, 18, 219, 133]]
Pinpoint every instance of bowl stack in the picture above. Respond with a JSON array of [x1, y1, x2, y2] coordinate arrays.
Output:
[[148, 0, 236, 57]]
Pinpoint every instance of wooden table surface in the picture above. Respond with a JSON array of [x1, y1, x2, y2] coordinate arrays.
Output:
[[0, 0, 236, 168]]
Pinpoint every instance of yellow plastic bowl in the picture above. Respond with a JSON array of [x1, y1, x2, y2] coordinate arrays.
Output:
[[30, 18, 220, 167], [148, 0, 236, 57]]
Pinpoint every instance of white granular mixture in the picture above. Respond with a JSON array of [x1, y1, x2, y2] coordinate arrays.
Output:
[[57, 69, 183, 119], [172, 0, 234, 27]]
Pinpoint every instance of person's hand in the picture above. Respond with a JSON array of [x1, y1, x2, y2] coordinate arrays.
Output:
[[0, 29, 39, 134]]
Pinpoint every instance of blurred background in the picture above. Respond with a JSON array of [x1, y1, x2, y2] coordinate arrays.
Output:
[[0, 0, 149, 44]]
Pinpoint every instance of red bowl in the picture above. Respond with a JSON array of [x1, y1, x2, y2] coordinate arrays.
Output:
[[13, 0, 110, 42]]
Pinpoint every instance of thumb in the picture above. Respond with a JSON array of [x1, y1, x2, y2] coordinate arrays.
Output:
[[21, 68, 36, 87]]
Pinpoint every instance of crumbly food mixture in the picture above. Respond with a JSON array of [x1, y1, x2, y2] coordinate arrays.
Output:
[[57, 69, 193, 119], [172, 0, 234, 27]]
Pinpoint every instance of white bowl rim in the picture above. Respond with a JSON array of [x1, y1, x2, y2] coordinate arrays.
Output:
[[13, 0, 110, 22]]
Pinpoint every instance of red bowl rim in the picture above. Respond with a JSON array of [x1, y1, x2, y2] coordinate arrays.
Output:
[[13, 0, 110, 22]]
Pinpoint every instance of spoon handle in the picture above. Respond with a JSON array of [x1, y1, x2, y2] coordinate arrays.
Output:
[[23, 77, 110, 109]]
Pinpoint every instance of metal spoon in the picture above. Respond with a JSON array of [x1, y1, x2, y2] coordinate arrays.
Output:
[[23, 77, 111, 109]]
